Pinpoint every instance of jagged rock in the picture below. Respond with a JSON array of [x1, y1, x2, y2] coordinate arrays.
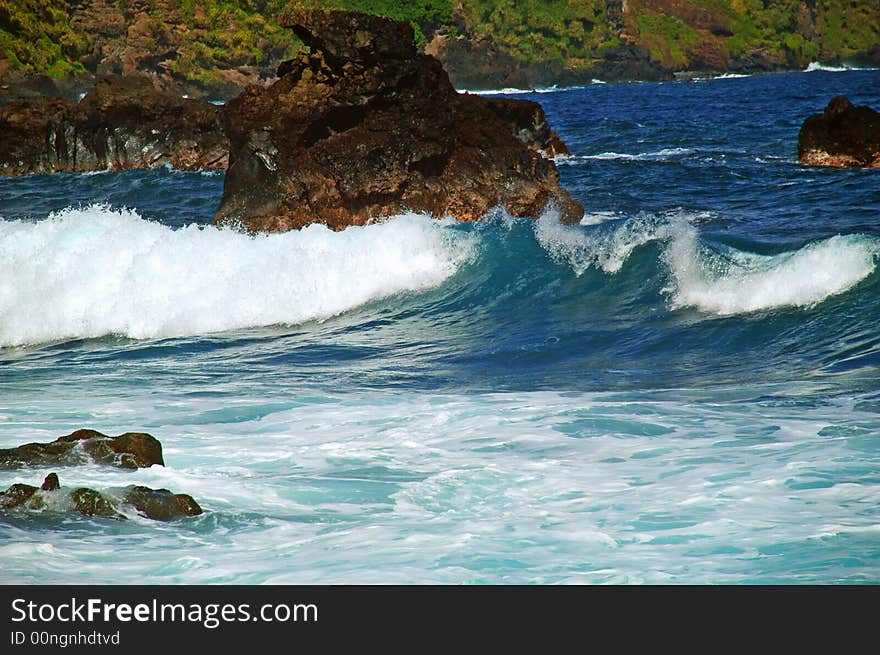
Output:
[[0, 473, 202, 521], [483, 97, 569, 157], [0, 428, 164, 470], [0, 74, 228, 175], [214, 10, 582, 232], [798, 96, 880, 168]]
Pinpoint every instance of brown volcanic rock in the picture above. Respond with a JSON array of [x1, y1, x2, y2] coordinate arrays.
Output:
[[123, 486, 203, 521], [0, 74, 228, 175], [424, 32, 530, 90], [0, 473, 202, 521], [76, 75, 228, 170], [798, 96, 880, 168], [0, 97, 79, 175], [214, 10, 582, 232], [0, 428, 164, 470]]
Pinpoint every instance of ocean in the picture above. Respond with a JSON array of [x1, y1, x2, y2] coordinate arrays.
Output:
[[1, 67, 878, 584]]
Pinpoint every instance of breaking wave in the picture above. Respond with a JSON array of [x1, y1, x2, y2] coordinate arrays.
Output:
[[0, 206, 472, 346], [1, 202, 876, 348], [535, 210, 878, 315]]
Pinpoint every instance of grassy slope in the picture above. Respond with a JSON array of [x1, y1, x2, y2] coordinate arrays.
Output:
[[0, 0, 88, 76], [1, 0, 877, 81]]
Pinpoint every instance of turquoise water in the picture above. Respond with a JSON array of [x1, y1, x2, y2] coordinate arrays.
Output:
[[1, 68, 879, 583]]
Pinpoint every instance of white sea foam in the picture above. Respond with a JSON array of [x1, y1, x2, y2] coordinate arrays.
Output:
[[580, 210, 620, 226], [558, 148, 693, 163], [804, 61, 869, 72], [0, 206, 472, 346], [536, 210, 877, 314], [664, 228, 878, 315], [690, 72, 752, 82], [2, 388, 878, 584], [464, 87, 530, 95], [535, 209, 669, 274], [465, 84, 586, 95]]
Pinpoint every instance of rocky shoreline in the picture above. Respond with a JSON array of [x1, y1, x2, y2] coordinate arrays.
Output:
[[0, 430, 202, 522], [0, 8, 876, 202], [0, 74, 227, 175], [1, 10, 582, 228]]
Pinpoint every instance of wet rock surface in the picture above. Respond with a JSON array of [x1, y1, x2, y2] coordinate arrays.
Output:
[[0, 473, 202, 521], [798, 96, 880, 168], [214, 9, 582, 232], [0, 74, 228, 175], [0, 428, 164, 470]]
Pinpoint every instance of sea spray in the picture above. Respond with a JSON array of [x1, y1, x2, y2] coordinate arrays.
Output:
[[664, 231, 879, 315], [0, 206, 474, 346], [534, 209, 878, 314]]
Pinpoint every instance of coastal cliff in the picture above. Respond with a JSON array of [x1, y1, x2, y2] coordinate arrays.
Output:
[[0, 74, 227, 175], [2, 1, 879, 95]]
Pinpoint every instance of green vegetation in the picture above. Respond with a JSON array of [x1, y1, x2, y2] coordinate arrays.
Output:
[[298, 0, 452, 47], [0, 1, 87, 76], [1, 0, 878, 81], [166, 1, 299, 84], [636, 12, 699, 69], [460, 0, 616, 64], [715, 0, 878, 66]]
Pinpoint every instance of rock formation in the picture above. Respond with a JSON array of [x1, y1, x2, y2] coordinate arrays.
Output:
[[425, 31, 669, 89], [123, 486, 204, 521], [798, 96, 880, 168], [0, 428, 164, 470], [213, 9, 583, 232], [0, 473, 202, 521], [0, 74, 228, 175]]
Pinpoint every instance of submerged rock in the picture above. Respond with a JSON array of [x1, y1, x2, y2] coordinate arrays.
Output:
[[0, 74, 228, 175], [0, 473, 202, 521], [798, 96, 880, 168], [0, 482, 42, 510], [0, 429, 164, 470], [214, 9, 582, 232]]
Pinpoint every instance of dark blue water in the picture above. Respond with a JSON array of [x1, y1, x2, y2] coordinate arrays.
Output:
[[1, 69, 878, 584]]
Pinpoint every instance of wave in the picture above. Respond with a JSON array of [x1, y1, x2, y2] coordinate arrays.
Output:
[[463, 87, 531, 96], [536, 210, 878, 315], [464, 84, 588, 96], [535, 209, 670, 274], [0, 206, 473, 346], [688, 73, 753, 82], [803, 62, 873, 73], [2, 204, 875, 347], [557, 148, 693, 164], [664, 229, 878, 315]]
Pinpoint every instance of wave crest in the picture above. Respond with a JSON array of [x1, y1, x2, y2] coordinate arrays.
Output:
[[535, 209, 877, 315], [665, 231, 878, 315], [0, 205, 472, 346]]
